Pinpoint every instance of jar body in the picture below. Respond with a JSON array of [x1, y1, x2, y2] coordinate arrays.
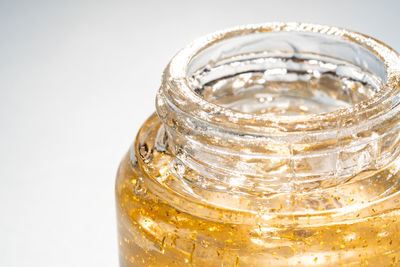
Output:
[[116, 114, 400, 267], [116, 23, 400, 266]]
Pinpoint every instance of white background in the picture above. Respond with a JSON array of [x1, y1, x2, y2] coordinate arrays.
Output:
[[1, 1, 399, 266]]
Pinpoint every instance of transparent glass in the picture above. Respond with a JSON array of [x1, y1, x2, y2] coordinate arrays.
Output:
[[116, 23, 400, 266]]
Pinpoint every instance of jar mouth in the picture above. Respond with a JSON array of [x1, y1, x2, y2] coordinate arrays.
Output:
[[161, 22, 400, 135]]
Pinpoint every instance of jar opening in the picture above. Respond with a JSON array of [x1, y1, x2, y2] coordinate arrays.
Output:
[[188, 31, 387, 117], [162, 23, 400, 134]]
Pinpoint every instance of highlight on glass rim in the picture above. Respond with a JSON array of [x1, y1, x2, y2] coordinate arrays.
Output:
[[115, 22, 400, 266]]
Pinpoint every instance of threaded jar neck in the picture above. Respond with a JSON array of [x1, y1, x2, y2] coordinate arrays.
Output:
[[156, 22, 400, 194]]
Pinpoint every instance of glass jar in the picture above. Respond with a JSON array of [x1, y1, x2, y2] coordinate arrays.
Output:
[[115, 23, 400, 266]]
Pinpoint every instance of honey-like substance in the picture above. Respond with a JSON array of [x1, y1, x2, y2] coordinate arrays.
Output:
[[116, 23, 400, 266], [116, 115, 400, 267]]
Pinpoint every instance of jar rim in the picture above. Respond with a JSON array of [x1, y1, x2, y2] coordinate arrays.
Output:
[[161, 22, 400, 135]]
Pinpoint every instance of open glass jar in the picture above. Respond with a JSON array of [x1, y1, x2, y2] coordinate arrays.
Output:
[[116, 23, 400, 266]]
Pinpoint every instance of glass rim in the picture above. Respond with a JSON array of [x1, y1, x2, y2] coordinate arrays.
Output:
[[160, 22, 400, 135]]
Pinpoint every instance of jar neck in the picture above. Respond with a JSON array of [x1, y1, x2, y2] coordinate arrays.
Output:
[[156, 23, 400, 195]]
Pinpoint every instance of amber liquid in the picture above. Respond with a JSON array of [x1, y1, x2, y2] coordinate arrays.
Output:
[[116, 121, 400, 267]]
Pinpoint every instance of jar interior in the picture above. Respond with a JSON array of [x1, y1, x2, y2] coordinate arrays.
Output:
[[188, 32, 385, 115]]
